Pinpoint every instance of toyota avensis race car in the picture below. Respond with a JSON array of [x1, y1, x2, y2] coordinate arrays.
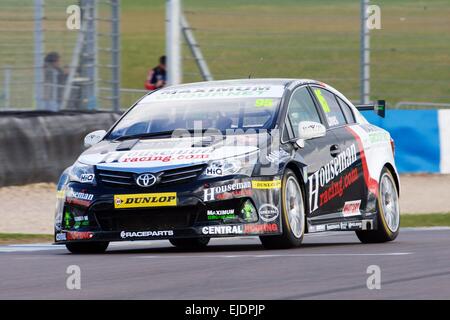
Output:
[[54, 79, 400, 253]]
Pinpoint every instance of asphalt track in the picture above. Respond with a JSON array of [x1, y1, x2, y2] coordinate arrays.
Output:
[[1, 228, 450, 299]]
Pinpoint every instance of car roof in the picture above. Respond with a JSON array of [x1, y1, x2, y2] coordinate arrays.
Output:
[[158, 78, 319, 91]]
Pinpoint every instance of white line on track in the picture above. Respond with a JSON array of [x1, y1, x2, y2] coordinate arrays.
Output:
[[136, 252, 413, 259], [0, 244, 65, 253]]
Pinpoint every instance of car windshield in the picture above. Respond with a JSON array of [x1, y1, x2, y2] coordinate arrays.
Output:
[[108, 85, 285, 140]]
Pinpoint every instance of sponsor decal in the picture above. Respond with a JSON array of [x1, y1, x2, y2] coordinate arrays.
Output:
[[348, 221, 363, 229], [241, 200, 258, 222], [340, 222, 348, 230], [201, 225, 244, 235], [80, 173, 95, 183], [72, 215, 89, 228], [203, 181, 251, 202], [326, 223, 341, 231], [118, 148, 212, 164], [66, 190, 94, 201], [73, 216, 89, 222], [251, 180, 281, 189], [65, 190, 94, 207], [55, 233, 67, 241], [204, 163, 224, 176], [216, 188, 252, 200], [244, 223, 278, 233], [319, 168, 359, 207], [135, 173, 157, 187], [66, 231, 93, 240], [309, 224, 326, 232], [343, 200, 362, 217], [361, 124, 390, 144], [120, 230, 173, 239], [207, 209, 236, 220], [114, 192, 177, 209], [368, 131, 389, 144], [64, 210, 72, 228], [327, 116, 339, 126], [258, 204, 279, 222], [345, 127, 379, 195], [308, 144, 358, 213], [255, 98, 274, 107], [149, 85, 285, 101], [314, 89, 331, 113]]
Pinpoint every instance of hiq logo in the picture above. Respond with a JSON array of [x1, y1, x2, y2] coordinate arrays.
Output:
[[66, 5, 81, 30]]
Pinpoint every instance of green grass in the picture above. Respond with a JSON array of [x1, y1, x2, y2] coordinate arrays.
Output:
[[0, 233, 53, 245], [401, 213, 450, 228], [120, 0, 450, 107]]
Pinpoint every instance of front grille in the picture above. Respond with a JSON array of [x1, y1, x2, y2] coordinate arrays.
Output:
[[159, 164, 206, 185], [96, 164, 206, 188], [94, 206, 198, 231], [97, 170, 134, 186]]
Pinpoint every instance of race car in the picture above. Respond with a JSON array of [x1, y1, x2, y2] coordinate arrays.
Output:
[[54, 79, 400, 253]]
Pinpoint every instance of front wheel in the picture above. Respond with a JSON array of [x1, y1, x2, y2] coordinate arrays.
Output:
[[65, 241, 109, 254], [260, 169, 305, 249], [169, 237, 210, 249], [356, 167, 400, 243]]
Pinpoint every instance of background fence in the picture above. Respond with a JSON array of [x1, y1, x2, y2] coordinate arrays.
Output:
[[1, 0, 449, 111], [0, 0, 123, 111]]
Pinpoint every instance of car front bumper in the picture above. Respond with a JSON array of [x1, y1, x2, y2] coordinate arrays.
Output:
[[54, 176, 283, 244]]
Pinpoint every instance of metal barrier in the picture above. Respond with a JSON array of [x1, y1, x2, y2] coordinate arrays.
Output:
[[0, 111, 121, 186]]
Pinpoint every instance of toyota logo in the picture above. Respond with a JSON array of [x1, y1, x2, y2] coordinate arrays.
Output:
[[135, 173, 156, 187]]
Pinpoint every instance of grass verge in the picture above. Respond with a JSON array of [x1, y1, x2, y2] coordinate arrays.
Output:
[[401, 213, 450, 228], [0, 233, 53, 245]]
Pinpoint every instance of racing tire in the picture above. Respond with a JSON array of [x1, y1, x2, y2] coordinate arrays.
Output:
[[169, 237, 210, 249], [260, 169, 305, 249], [356, 167, 400, 243], [65, 241, 109, 254]]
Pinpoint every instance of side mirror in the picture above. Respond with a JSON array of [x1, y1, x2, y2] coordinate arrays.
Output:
[[84, 130, 106, 148], [296, 121, 326, 148]]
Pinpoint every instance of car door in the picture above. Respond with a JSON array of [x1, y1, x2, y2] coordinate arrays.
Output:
[[309, 86, 366, 219], [282, 85, 340, 218]]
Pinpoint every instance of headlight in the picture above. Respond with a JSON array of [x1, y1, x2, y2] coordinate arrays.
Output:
[[68, 162, 96, 184], [203, 152, 257, 177]]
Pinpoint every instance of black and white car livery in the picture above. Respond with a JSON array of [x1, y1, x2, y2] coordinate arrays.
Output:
[[54, 79, 400, 253]]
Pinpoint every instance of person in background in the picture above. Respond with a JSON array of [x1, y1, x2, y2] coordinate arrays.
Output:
[[145, 55, 167, 90], [43, 52, 68, 111]]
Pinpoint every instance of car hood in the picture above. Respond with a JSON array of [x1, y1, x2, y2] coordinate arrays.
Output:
[[77, 134, 262, 171]]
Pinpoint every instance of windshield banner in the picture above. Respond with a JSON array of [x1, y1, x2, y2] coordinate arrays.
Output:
[[143, 85, 285, 101]]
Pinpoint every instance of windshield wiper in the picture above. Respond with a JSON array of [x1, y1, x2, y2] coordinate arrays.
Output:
[[112, 130, 175, 141]]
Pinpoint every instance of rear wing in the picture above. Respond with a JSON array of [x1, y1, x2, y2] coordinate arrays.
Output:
[[355, 100, 386, 118]]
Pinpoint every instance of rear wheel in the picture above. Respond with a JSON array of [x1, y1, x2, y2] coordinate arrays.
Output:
[[356, 167, 400, 243], [169, 237, 210, 249], [65, 241, 109, 254], [260, 169, 305, 249]]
